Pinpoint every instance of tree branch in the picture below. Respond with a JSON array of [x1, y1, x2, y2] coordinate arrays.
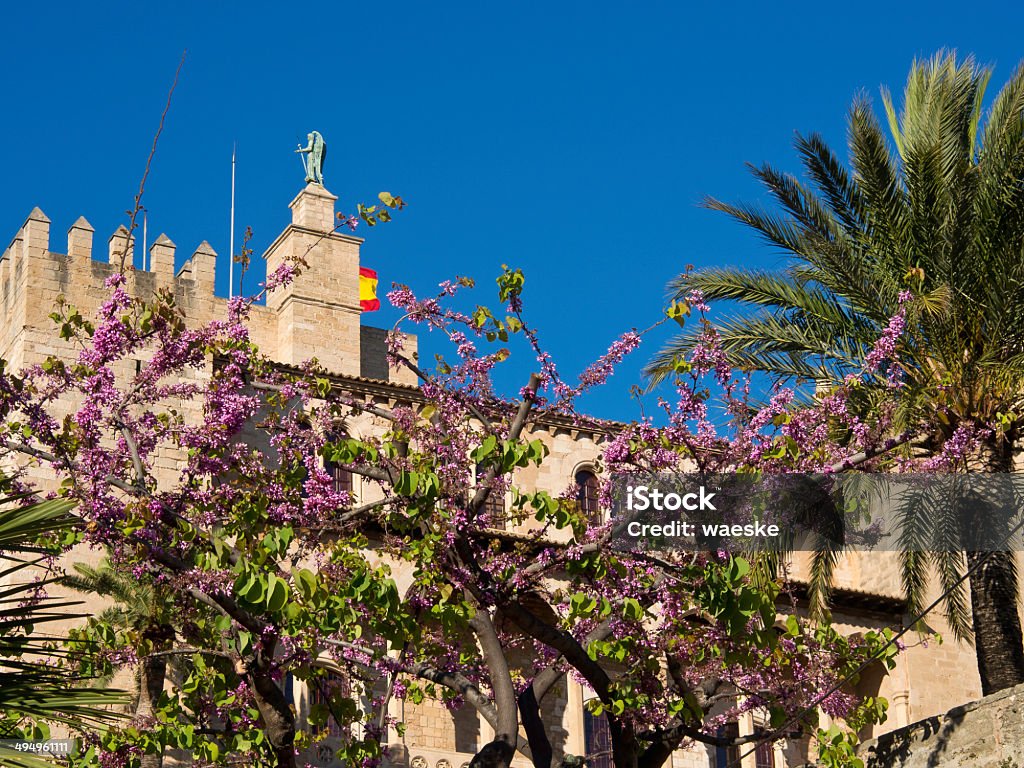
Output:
[[114, 420, 148, 494], [1, 440, 141, 496], [532, 620, 615, 703], [469, 609, 519, 745], [468, 373, 540, 521], [392, 352, 495, 432], [119, 51, 185, 272], [409, 662, 534, 760], [829, 429, 919, 472]]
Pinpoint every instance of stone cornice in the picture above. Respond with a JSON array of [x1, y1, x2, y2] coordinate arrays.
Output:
[[262, 224, 364, 260]]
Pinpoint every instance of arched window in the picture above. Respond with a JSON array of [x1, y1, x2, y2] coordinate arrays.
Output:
[[476, 464, 505, 530], [754, 729, 776, 768], [575, 469, 601, 524], [324, 430, 354, 497]]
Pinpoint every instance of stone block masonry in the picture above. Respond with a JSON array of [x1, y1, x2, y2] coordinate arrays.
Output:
[[859, 680, 1024, 767]]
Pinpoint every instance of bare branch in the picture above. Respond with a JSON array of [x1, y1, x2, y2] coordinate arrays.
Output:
[[147, 647, 235, 662], [114, 420, 148, 493], [468, 373, 540, 520], [119, 51, 185, 271]]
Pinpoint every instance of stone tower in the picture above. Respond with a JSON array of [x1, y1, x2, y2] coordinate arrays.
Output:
[[264, 184, 364, 376]]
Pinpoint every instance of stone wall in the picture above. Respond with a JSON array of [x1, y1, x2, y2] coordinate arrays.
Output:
[[859, 681, 1024, 768]]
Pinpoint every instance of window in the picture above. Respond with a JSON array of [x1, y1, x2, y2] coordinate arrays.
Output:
[[583, 710, 611, 768], [283, 672, 294, 705], [715, 721, 739, 768], [324, 430, 354, 497], [575, 469, 601, 524], [327, 458, 353, 495], [476, 464, 505, 529]]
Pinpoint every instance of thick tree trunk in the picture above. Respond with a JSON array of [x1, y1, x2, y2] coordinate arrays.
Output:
[[637, 737, 679, 768], [967, 549, 1024, 694], [470, 740, 516, 768], [136, 620, 173, 768], [965, 441, 1024, 695], [250, 659, 297, 768], [467, 610, 519, 768], [608, 718, 639, 768], [518, 687, 551, 768]]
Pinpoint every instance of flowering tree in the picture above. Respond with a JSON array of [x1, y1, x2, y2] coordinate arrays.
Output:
[[0, 236, 939, 768]]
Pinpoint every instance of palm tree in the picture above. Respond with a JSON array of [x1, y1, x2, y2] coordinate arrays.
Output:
[[648, 52, 1024, 695], [63, 559, 176, 768], [0, 487, 128, 767]]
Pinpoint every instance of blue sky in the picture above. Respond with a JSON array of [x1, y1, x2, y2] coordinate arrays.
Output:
[[4, 2, 1024, 420]]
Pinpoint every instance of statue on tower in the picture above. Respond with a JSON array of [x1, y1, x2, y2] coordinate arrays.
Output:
[[295, 131, 327, 185]]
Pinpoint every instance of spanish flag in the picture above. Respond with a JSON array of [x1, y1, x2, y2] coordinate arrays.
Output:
[[359, 266, 380, 311]]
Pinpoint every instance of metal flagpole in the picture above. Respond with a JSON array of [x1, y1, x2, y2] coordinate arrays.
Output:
[[142, 210, 148, 271], [229, 143, 236, 299]]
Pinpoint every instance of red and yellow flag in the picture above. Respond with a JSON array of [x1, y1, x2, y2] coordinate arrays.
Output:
[[359, 266, 380, 311]]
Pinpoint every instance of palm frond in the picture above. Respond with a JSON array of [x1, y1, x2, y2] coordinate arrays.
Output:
[[0, 491, 128, 734], [0, 499, 76, 551], [653, 52, 1024, 638], [795, 131, 866, 234]]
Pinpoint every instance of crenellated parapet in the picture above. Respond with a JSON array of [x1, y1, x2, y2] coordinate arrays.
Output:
[[0, 186, 417, 385], [1, 209, 222, 354]]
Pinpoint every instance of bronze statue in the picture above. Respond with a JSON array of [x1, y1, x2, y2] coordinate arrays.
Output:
[[295, 131, 327, 185]]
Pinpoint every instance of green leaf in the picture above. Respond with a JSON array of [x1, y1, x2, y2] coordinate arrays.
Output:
[[396, 471, 420, 496], [731, 557, 750, 581], [237, 630, 253, 656], [266, 575, 290, 613], [296, 568, 317, 600], [622, 597, 644, 621]]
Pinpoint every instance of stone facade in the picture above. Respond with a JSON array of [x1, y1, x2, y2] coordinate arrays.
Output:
[[0, 186, 994, 768]]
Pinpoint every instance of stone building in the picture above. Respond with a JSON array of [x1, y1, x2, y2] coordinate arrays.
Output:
[[0, 184, 987, 768]]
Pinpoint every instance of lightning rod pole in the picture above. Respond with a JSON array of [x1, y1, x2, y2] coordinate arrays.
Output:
[[229, 142, 236, 299]]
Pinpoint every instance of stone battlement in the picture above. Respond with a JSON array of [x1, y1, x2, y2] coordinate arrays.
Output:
[[0, 185, 416, 385]]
